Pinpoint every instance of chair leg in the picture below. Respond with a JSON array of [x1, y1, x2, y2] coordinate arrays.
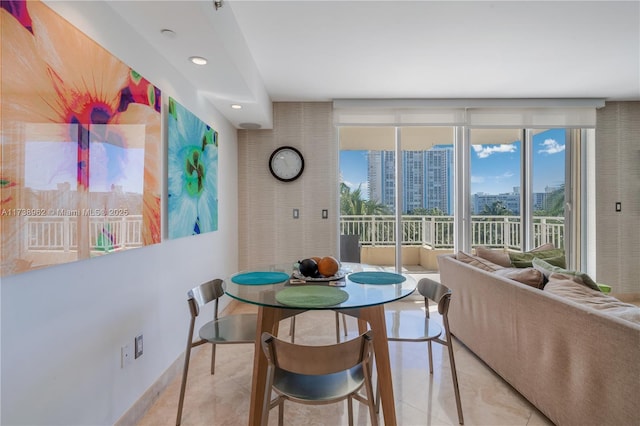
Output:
[[427, 340, 434, 374], [277, 399, 284, 426], [210, 344, 217, 375], [342, 313, 348, 336], [374, 377, 380, 414], [363, 364, 379, 426], [446, 339, 464, 424], [176, 344, 193, 426], [290, 316, 296, 343], [334, 312, 348, 342], [347, 395, 354, 426], [177, 315, 198, 426]]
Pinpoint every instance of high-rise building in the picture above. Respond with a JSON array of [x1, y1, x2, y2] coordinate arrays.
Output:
[[424, 149, 452, 214], [368, 147, 453, 214]]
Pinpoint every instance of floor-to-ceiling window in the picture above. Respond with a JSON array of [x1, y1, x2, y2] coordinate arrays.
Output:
[[339, 125, 584, 271], [334, 100, 601, 272]]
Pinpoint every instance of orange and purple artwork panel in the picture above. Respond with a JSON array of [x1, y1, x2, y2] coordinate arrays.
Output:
[[0, 0, 161, 276]]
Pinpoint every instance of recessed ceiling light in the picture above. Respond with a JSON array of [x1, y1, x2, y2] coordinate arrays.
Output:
[[231, 104, 242, 110], [189, 56, 208, 65], [160, 29, 176, 38]]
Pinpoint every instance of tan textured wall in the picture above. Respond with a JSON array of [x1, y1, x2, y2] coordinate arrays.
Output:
[[237, 103, 337, 269], [596, 102, 640, 296]]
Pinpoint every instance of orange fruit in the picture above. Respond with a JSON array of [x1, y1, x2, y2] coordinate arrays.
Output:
[[318, 256, 340, 277], [311, 256, 322, 264]]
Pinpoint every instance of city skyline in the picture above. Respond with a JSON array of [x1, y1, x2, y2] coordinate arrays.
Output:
[[340, 128, 566, 201]]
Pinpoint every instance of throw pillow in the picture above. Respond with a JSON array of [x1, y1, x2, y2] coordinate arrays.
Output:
[[545, 273, 640, 324], [531, 243, 556, 252], [494, 267, 545, 289], [508, 248, 566, 269], [474, 246, 512, 267], [532, 258, 601, 292], [456, 251, 504, 272]]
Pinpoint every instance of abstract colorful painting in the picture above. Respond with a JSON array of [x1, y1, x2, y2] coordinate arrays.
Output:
[[0, 0, 162, 276], [167, 97, 218, 239]]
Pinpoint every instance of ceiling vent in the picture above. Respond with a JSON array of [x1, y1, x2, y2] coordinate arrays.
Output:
[[239, 122, 262, 130]]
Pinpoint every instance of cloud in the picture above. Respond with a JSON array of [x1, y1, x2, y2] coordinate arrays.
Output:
[[471, 175, 485, 184], [472, 144, 517, 158], [538, 138, 565, 155], [495, 171, 514, 181]]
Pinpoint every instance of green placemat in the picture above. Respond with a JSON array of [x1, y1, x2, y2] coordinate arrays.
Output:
[[275, 286, 349, 307], [231, 271, 289, 285], [348, 271, 406, 285]]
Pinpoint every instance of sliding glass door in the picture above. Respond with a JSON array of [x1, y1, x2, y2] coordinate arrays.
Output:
[[339, 126, 455, 272]]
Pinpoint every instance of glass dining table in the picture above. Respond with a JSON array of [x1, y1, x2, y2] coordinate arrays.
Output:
[[225, 262, 417, 426]]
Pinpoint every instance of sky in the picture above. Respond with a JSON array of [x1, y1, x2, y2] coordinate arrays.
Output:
[[340, 128, 566, 199]]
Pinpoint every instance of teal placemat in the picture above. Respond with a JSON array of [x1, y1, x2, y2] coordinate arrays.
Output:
[[276, 286, 349, 307], [231, 271, 289, 285], [348, 271, 406, 285]]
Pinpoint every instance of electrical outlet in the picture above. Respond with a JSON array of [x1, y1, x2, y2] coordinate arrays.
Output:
[[121, 344, 132, 368], [135, 334, 143, 359]]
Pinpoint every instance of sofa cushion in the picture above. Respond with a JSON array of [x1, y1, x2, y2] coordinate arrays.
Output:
[[544, 273, 640, 324], [474, 246, 512, 267], [456, 251, 504, 272], [509, 248, 566, 268], [532, 258, 601, 291], [494, 267, 545, 289], [531, 243, 556, 252], [475, 244, 559, 268]]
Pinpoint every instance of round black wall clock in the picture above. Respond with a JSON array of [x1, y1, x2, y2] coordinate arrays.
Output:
[[268, 146, 304, 182]]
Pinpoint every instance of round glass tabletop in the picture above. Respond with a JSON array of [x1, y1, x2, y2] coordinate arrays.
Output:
[[225, 262, 417, 310]]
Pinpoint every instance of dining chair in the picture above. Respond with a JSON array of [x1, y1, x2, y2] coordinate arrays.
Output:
[[176, 279, 257, 426], [385, 277, 464, 424], [260, 330, 378, 426]]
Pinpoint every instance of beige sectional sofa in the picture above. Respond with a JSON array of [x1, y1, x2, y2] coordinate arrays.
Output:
[[438, 253, 640, 426]]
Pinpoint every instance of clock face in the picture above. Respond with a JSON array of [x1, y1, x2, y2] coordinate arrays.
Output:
[[269, 146, 304, 182]]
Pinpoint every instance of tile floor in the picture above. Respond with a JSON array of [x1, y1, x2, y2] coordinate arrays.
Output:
[[137, 283, 553, 426]]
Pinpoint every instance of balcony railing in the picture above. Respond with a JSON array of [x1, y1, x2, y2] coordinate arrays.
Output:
[[24, 214, 563, 253], [340, 214, 564, 250]]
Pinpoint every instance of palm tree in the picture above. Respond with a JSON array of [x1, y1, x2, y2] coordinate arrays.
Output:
[[340, 183, 389, 215], [544, 185, 565, 216], [481, 201, 512, 216]]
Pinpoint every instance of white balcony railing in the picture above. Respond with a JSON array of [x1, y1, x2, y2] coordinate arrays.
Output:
[[24, 214, 563, 253], [340, 214, 564, 249]]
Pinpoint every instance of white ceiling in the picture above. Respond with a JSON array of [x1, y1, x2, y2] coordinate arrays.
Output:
[[107, 0, 640, 129]]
